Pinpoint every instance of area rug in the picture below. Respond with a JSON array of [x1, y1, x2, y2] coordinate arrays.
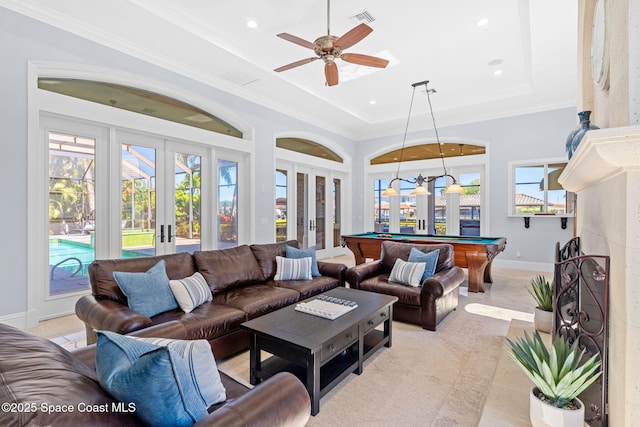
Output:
[[217, 269, 535, 426]]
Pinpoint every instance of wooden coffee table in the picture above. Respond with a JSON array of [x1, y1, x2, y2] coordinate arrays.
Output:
[[241, 287, 397, 415]]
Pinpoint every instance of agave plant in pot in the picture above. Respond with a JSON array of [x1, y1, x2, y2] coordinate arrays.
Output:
[[530, 275, 553, 333], [508, 331, 601, 427]]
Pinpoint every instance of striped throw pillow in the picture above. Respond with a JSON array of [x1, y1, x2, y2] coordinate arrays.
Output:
[[388, 258, 427, 287], [169, 272, 212, 313], [274, 256, 312, 281]]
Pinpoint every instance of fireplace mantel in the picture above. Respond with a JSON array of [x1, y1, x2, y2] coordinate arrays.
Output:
[[559, 125, 640, 192]]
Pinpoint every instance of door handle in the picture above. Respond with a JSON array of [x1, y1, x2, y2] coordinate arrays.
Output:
[[168, 224, 172, 243], [160, 224, 165, 243]]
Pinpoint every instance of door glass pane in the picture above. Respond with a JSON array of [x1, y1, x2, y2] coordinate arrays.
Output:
[[432, 176, 447, 235], [459, 172, 481, 236], [399, 175, 417, 234], [175, 153, 201, 253], [48, 132, 94, 296], [296, 173, 308, 247], [218, 160, 237, 248], [373, 179, 390, 233], [276, 170, 287, 242], [315, 176, 326, 250], [333, 178, 341, 248], [121, 145, 156, 257]]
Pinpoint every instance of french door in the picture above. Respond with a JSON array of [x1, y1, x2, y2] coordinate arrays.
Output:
[[119, 131, 206, 257], [39, 117, 210, 319], [286, 166, 346, 259], [296, 169, 327, 254]]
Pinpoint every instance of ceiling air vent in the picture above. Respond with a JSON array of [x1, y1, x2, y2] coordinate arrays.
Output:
[[349, 9, 375, 24]]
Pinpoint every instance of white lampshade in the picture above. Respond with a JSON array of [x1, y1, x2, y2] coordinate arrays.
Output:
[[382, 186, 399, 196], [411, 184, 430, 195], [444, 183, 463, 194]]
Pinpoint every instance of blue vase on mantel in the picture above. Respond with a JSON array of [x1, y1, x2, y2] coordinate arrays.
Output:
[[566, 111, 599, 160]]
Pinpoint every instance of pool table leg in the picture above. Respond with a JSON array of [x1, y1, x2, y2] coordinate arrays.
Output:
[[465, 251, 490, 293], [345, 242, 366, 265], [484, 259, 495, 283]]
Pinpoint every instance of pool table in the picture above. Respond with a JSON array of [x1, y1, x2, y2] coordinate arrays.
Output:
[[341, 232, 507, 293]]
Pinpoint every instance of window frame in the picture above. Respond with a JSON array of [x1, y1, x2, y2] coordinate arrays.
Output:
[[508, 157, 574, 217]]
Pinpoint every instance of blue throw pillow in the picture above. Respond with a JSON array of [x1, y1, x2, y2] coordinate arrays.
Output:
[[95, 331, 207, 427], [408, 247, 440, 283], [113, 260, 178, 318], [286, 245, 321, 277], [133, 336, 226, 407]]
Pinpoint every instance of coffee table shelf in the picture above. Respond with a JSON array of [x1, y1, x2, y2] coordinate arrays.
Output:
[[259, 345, 359, 393]]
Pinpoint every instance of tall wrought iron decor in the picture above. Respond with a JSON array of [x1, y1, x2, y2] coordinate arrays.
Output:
[[554, 237, 609, 426]]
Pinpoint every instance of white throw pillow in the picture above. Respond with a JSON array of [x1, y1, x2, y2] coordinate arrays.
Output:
[[388, 258, 427, 287], [169, 272, 212, 313], [274, 256, 312, 281]]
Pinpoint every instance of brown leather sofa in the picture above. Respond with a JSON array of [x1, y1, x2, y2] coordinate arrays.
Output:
[[76, 240, 346, 359], [0, 321, 310, 427], [345, 241, 465, 331]]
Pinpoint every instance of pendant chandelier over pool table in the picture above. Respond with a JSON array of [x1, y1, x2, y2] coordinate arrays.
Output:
[[382, 80, 463, 196]]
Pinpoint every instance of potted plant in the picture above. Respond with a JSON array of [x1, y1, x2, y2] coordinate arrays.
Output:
[[508, 331, 602, 427], [530, 275, 553, 333]]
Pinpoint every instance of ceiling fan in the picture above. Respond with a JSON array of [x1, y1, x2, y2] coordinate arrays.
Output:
[[273, 0, 389, 86]]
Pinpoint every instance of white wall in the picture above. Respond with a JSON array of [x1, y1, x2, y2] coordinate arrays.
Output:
[[352, 108, 577, 270], [0, 7, 355, 325], [0, 6, 576, 324]]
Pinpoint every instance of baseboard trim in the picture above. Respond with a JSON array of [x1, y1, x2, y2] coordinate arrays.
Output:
[[0, 311, 31, 329], [492, 259, 553, 272]]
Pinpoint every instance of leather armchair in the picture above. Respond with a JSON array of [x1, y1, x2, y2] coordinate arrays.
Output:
[[345, 240, 465, 331]]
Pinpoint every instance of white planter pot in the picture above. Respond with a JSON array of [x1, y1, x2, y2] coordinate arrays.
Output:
[[534, 307, 553, 333], [529, 387, 585, 427]]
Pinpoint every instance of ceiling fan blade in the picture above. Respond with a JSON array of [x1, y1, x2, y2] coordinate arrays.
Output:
[[276, 33, 318, 50], [274, 57, 319, 72], [334, 23, 373, 50], [341, 53, 389, 68], [325, 62, 339, 86]]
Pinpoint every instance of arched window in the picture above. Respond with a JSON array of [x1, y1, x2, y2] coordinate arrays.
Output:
[[38, 78, 243, 138]]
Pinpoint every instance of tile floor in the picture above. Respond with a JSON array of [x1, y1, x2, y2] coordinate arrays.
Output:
[[25, 256, 546, 425]]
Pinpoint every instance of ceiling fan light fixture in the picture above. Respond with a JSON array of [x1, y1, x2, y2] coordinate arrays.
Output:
[[273, 0, 388, 86]]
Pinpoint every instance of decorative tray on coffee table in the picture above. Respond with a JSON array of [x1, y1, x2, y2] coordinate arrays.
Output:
[[294, 294, 358, 320]]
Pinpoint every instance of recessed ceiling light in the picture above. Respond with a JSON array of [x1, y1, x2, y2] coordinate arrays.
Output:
[[247, 20, 258, 29], [494, 69, 503, 76], [369, 99, 377, 105], [476, 18, 489, 27]]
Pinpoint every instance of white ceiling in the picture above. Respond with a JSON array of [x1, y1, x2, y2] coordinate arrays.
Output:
[[2, 0, 578, 140]]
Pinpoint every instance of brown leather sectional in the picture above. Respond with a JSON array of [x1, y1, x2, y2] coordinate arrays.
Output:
[[0, 321, 311, 427], [345, 241, 465, 331], [76, 240, 347, 359]]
